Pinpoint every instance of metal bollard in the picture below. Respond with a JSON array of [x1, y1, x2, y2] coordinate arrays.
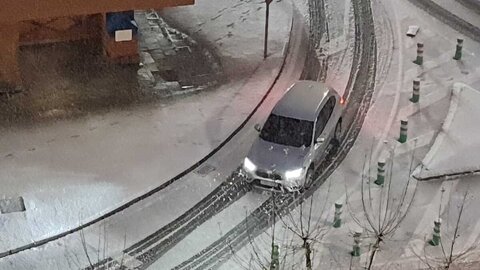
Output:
[[374, 159, 386, 186], [410, 79, 420, 103], [413, 42, 424, 65], [398, 119, 408, 143], [429, 218, 442, 246], [270, 244, 279, 269], [351, 230, 362, 257], [333, 202, 343, 228], [453, 38, 464, 60]]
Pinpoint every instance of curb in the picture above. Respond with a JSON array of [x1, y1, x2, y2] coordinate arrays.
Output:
[[0, 9, 296, 259], [406, 0, 480, 43]]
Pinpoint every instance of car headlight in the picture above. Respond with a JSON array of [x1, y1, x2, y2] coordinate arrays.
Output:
[[243, 157, 257, 172], [285, 168, 303, 179]]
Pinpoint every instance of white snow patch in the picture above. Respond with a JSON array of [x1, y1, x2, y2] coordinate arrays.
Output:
[[414, 83, 480, 179]]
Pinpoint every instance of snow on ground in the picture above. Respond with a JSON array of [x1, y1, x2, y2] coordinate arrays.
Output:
[[160, 0, 290, 77], [220, 0, 480, 268], [415, 83, 480, 179], [149, 191, 270, 269], [324, 0, 354, 97], [290, 0, 309, 24], [0, 0, 292, 252], [0, 2, 309, 268], [432, 0, 480, 28], [2, 0, 480, 268]]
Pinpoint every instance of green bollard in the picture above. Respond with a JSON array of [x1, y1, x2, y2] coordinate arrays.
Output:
[[270, 244, 279, 270], [413, 43, 424, 65], [398, 119, 408, 143], [351, 230, 362, 257], [429, 219, 442, 246], [374, 159, 386, 186], [333, 202, 343, 228], [453, 38, 463, 60], [410, 79, 420, 103]]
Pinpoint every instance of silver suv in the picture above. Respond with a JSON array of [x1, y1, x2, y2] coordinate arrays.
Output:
[[243, 81, 344, 192]]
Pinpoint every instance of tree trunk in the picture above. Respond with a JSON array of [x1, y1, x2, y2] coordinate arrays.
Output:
[[367, 238, 381, 270], [304, 240, 312, 270]]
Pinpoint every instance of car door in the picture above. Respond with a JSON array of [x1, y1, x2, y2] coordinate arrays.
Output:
[[313, 96, 336, 164]]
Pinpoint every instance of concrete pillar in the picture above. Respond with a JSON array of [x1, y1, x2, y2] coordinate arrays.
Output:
[[453, 38, 463, 60], [351, 229, 362, 257], [410, 79, 420, 103], [413, 42, 424, 65], [270, 244, 279, 270], [374, 159, 386, 186], [0, 22, 21, 87], [333, 201, 343, 228], [429, 218, 442, 246], [398, 119, 408, 143]]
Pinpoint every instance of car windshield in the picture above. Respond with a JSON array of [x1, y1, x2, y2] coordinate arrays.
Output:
[[260, 114, 314, 147]]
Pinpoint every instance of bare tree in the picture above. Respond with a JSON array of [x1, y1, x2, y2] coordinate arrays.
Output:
[[226, 192, 295, 270], [276, 181, 334, 270], [346, 145, 418, 270], [226, 177, 337, 270], [62, 221, 128, 270], [414, 189, 478, 270]]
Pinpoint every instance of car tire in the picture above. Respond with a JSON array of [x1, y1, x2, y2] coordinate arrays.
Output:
[[332, 119, 342, 147], [303, 167, 314, 190]]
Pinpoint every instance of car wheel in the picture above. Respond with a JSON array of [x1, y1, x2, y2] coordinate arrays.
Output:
[[332, 119, 342, 147], [303, 167, 314, 190]]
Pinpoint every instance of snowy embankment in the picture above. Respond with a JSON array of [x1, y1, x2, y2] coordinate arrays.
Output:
[[414, 83, 480, 180]]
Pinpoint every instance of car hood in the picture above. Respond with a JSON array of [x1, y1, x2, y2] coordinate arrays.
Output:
[[247, 138, 309, 173]]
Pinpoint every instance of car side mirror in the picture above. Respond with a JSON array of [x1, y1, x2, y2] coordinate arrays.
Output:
[[315, 137, 325, 144], [254, 124, 261, 132]]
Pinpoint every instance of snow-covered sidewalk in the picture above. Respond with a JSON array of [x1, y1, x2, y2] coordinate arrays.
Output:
[[0, 0, 293, 252], [415, 83, 480, 180]]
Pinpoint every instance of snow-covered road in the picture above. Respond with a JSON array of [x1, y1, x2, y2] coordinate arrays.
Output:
[[2, 0, 480, 269]]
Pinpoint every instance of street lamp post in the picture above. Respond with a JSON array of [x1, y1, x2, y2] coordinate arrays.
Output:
[[264, 0, 272, 59]]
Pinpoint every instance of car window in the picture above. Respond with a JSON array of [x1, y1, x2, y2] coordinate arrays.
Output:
[[315, 96, 336, 138], [260, 114, 314, 147]]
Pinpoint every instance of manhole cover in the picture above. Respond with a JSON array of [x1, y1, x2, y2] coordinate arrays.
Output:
[[196, 164, 216, 176], [0, 197, 26, 214]]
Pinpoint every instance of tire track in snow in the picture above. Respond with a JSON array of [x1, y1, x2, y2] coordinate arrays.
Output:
[[0, 18, 286, 259], [85, 6, 304, 270], [171, 0, 378, 268]]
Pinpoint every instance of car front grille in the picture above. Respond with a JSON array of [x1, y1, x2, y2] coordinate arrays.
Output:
[[256, 169, 282, 180]]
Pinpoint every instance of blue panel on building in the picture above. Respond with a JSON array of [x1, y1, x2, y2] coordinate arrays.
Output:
[[106, 11, 138, 36]]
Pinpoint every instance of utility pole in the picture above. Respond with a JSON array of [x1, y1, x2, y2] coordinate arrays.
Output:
[[264, 0, 272, 59]]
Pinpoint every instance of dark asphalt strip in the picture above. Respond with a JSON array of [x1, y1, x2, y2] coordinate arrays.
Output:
[[171, 0, 378, 268], [0, 2, 296, 262], [408, 0, 480, 43]]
